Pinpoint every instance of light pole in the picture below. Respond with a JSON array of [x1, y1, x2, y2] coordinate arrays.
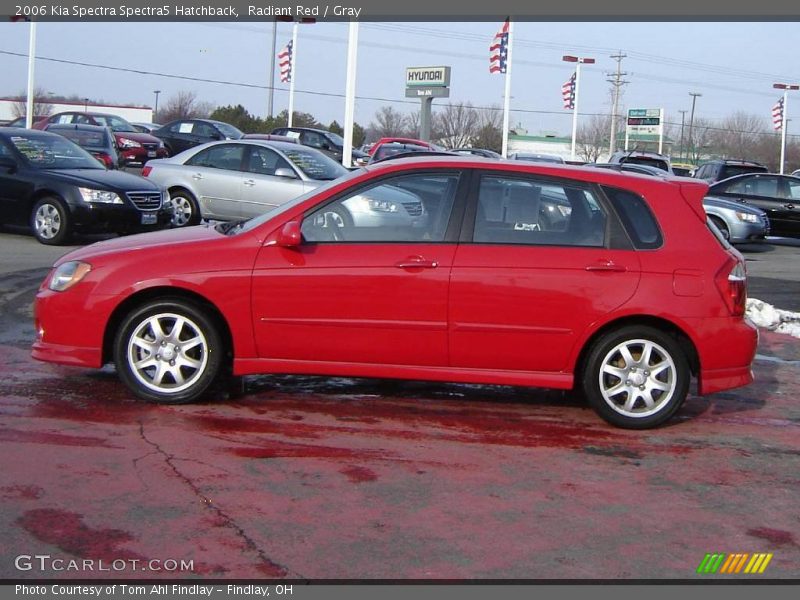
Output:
[[563, 55, 595, 161], [773, 83, 800, 174], [687, 92, 702, 163], [153, 90, 161, 122], [678, 109, 687, 161]]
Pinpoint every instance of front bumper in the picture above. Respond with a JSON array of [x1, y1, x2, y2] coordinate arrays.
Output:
[[69, 202, 172, 234]]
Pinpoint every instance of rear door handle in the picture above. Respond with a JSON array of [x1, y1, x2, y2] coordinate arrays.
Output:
[[395, 256, 439, 269], [191, 173, 203, 181], [243, 179, 256, 187], [585, 260, 627, 273]]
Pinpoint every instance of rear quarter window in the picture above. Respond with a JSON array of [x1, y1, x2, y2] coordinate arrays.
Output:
[[602, 186, 663, 249]]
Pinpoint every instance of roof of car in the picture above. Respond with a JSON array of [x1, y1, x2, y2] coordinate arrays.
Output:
[[0, 127, 60, 139], [701, 159, 766, 166], [45, 123, 110, 132]]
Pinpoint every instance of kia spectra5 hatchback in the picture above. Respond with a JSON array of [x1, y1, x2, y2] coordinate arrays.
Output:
[[32, 157, 757, 429]]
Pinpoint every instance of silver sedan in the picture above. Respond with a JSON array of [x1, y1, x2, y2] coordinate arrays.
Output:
[[143, 140, 349, 227]]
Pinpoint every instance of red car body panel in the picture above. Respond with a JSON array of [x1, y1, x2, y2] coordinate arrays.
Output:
[[32, 157, 756, 403]]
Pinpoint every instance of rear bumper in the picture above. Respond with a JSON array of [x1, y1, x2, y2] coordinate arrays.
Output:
[[695, 317, 758, 395]]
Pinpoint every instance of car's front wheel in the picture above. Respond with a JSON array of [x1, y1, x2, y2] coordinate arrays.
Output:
[[709, 216, 731, 242], [581, 325, 690, 429], [113, 298, 223, 403], [31, 197, 72, 245], [169, 189, 201, 228]]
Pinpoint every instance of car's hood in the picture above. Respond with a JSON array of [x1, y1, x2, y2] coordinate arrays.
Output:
[[704, 194, 765, 214], [112, 131, 161, 143], [55, 225, 225, 266], [39, 168, 158, 190]]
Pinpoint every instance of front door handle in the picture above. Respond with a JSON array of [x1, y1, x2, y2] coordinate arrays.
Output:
[[395, 256, 439, 269], [784, 203, 795, 210], [191, 173, 203, 181], [585, 260, 627, 273], [243, 179, 256, 187]]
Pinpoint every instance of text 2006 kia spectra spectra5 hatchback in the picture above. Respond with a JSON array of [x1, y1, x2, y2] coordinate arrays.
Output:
[[32, 157, 757, 429]]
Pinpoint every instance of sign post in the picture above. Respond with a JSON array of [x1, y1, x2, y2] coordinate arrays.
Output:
[[405, 66, 451, 142], [625, 108, 664, 152]]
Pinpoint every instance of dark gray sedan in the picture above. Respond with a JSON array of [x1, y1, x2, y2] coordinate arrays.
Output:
[[143, 140, 349, 227]]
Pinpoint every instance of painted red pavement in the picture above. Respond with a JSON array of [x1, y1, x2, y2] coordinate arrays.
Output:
[[0, 332, 798, 579]]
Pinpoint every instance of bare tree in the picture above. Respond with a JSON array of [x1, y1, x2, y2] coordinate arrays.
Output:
[[577, 114, 612, 163], [710, 112, 768, 160], [369, 106, 407, 138], [433, 102, 479, 149], [404, 111, 420, 138], [686, 117, 715, 164], [471, 105, 503, 152], [11, 87, 53, 118], [158, 91, 213, 123]]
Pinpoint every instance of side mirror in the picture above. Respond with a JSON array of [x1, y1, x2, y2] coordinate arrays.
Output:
[[0, 156, 18, 173], [277, 221, 302, 247], [274, 167, 298, 179]]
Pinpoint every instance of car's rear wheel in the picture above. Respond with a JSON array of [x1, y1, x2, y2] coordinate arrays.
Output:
[[113, 298, 223, 404], [31, 197, 71, 245], [169, 189, 201, 227], [710, 216, 730, 242], [582, 325, 689, 429]]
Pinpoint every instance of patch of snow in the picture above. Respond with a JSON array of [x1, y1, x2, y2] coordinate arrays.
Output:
[[746, 298, 800, 339]]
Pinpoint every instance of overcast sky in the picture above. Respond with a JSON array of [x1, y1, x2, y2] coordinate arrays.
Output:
[[1, 20, 798, 135]]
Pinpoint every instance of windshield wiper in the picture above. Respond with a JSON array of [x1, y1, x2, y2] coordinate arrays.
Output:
[[215, 219, 249, 235]]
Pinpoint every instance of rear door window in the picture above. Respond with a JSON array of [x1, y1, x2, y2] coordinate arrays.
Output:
[[602, 186, 663, 249]]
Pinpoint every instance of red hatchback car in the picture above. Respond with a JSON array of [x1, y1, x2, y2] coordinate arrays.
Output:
[[31, 157, 757, 428]]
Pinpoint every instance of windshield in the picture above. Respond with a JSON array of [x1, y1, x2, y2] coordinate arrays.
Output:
[[326, 132, 345, 146], [9, 134, 104, 170], [234, 168, 366, 235], [283, 147, 349, 180], [215, 122, 244, 139], [93, 115, 137, 133], [623, 156, 669, 172]]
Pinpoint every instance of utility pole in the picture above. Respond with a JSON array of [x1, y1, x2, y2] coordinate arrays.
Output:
[[687, 92, 702, 163], [678, 109, 687, 161], [607, 51, 628, 157]]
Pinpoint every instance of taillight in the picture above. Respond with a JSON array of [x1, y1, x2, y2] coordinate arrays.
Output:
[[715, 259, 747, 316], [142, 166, 152, 177], [92, 152, 114, 168]]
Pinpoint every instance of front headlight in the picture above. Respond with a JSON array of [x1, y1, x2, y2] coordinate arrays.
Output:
[[48, 261, 92, 292], [79, 188, 123, 204], [736, 211, 758, 223], [118, 137, 142, 149], [365, 198, 398, 213]]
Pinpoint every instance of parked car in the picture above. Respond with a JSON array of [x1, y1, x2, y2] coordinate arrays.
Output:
[[368, 143, 454, 164], [509, 152, 566, 164], [590, 162, 769, 243], [452, 147, 502, 159], [693, 159, 768, 184], [131, 122, 162, 134], [0, 128, 170, 244], [608, 150, 673, 174], [270, 126, 369, 166], [152, 119, 244, 156], [3, 116, 47, 128], [367, 137, 440, 161], [242, 133, 299, 143], [142, 140, 348, 227], [671, 162, 695, 177], [31, 156, 756, 429], [708, 172, 800, 237], [33, 112, 168, 167], [44, 123, 120, 169]]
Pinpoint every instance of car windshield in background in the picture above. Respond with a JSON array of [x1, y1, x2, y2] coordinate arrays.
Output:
[[56, 130, 108, 148], [623, 157, 669, 171], [284, 147, 349, 180], [327, 132, 345, 146], [9, 134, 103, 170], [721, 165, 768, 179], [216, 122, 244, 139], [93, 115, 138, 133]]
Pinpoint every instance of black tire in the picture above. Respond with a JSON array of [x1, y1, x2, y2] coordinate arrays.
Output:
[[113, 298, 224, 404], [31, 197, 72, 245], [709, 216, 730, 242], [581, 325, 690, 429], [169, 189, 201, 228]]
